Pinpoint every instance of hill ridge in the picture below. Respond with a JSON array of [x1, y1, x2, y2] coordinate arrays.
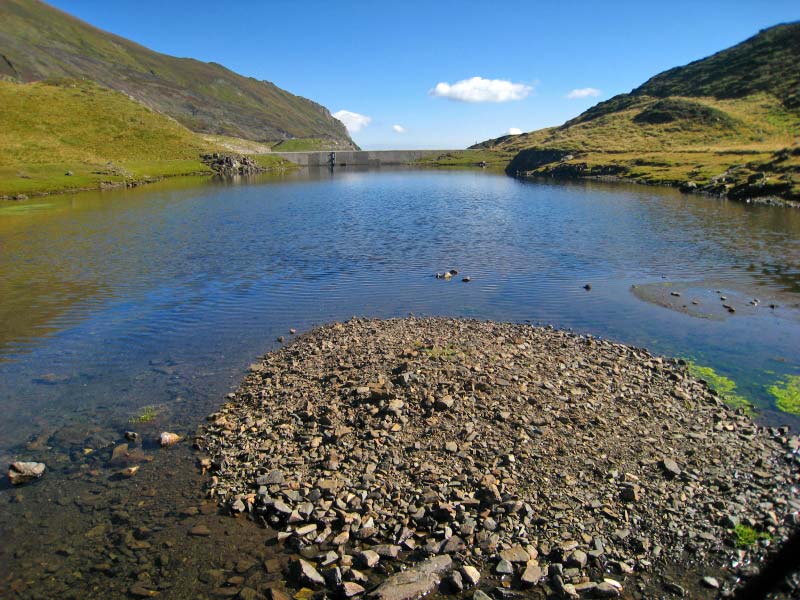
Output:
[[470, 22, 800, 204], [0, 0, 356, 148]]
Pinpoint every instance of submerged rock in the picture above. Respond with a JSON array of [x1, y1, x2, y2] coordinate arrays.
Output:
[[159, 432, 182, 447], [8, 461, 46, 485]]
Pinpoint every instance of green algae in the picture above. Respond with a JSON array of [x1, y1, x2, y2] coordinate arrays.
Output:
[[129, 405, 160, 424], [768, 375, 800, 415], [685, 361, 752, 412], [734, 524, 771, 548]]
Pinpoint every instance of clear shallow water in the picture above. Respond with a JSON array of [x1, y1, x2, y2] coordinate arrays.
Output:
[[1, 168, 799, 460]]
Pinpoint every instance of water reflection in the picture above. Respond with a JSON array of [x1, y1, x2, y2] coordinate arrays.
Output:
[[0, 170, 799, 457]]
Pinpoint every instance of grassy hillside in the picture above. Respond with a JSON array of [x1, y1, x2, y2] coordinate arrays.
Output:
[[0, 0, 355, 149], [474, 23, 800, 204], [0, 79, 289, 197]]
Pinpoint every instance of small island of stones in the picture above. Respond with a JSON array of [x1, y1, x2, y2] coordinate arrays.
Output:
[[199, 318, 800, 599]]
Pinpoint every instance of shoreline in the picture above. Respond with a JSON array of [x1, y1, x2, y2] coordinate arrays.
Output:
[[0, 153, 297, 201], [3, 154, 798, 208], [198, 317, 800, 599], [516, 171, 800, 209]]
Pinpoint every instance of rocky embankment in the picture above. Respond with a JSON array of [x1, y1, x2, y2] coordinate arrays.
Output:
[[506, 147, 800, 208], [198, 318, 800, 599], [201, 153, 265, 176]]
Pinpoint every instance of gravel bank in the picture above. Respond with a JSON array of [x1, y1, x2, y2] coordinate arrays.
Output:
[[198, 317, 800, 598]]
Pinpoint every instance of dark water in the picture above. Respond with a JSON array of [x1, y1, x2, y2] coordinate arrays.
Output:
[[1, 168, 799, 598]]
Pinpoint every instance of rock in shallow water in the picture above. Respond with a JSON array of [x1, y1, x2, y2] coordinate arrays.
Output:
[[159, 432, 182, 447], [8, 461, 46, 485]]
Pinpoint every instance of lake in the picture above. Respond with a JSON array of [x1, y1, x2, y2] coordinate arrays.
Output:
[[0, 168, 799, 597]]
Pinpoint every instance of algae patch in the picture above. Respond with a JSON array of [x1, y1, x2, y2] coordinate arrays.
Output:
[[734, 524, 771, 548], [685, 361, 752, 412], [129, 405, 161, 424], [768, 375, 800, 415]]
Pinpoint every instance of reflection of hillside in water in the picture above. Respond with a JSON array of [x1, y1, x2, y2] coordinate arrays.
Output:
[[0, 275, 106, 360]]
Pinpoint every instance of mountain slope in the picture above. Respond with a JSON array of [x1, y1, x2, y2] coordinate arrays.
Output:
[[474, 23, 800, 204], [0, 0, 356, 148], [0, 78, 290, 197]]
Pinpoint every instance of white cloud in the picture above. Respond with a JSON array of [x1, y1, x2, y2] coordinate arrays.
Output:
[[566, 87, 601, 99], [507, 128, 522, 135], [392, 124, 406, 133], [333, 110, 372, 133], [430, 76, 532, 103]]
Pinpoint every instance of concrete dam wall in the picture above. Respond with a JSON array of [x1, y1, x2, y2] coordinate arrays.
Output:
[[272, 150, 450, 167]]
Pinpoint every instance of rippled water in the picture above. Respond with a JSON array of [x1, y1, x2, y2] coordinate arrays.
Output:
[[1, 168, 799, 459]]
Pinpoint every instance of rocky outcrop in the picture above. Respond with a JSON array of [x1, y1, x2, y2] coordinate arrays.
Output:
[[201, 154, 265, 176], [505, 147, 574, 175]]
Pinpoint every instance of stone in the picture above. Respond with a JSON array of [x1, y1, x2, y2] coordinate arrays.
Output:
[[661, 458, 681, 477], [595, 582, 621, 597], [701, 576, 720, 589], [520, 564, 543, 586], [343, 582, 365, 597], [8, 462, 46, 485], [369, 555, 453, 600], [473, 592, 492, 600], [357, 550, 380, 568], [495, 559, 513, 574], [445, 570, 463, 593], [129, 584, 160, 597], [620, 485, 639, 502], [460, 565, 480, 586], [120, 466, 140, 478], [189, 525, 212, 537], [442, 535, 466, 554], [566, 549, 587, 568], [435, 396, 455, 410], [159, 432, 182, 447], [499, 545, 530, 563], [239, 588, 259, 600], [373, 544, 401, 559], [290, 559, 325, 587]]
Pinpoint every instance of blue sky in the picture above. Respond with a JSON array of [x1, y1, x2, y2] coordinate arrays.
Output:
[[49, 0, 800, 149]]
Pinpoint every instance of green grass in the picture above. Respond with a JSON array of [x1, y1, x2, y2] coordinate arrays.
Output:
[[271, 138, 340, 152], [0, 0, 354, 147], [734, 524, 771, 548], [685, 361, 752, 412], [0, 79, 297, 197], [413, 149, 516, 169], [0, 79, 217, 196], [767, 375, 800, 415], [471, 24, 800, 201]]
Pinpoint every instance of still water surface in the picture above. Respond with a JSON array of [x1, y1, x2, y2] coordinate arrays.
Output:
[[1, 168, 799, 461]]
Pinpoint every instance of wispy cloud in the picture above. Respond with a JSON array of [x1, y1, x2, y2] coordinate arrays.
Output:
[[507, 127, 522, 135], [392, 124, 406, 133], [566, 87, 601, 99], [333, 110, 372, 133], [430, 76, 533, 103]]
